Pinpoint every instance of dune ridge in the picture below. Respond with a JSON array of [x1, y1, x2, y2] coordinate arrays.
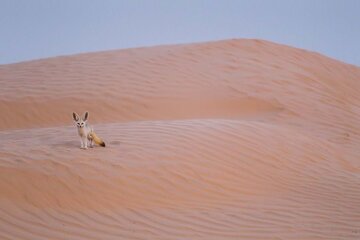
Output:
[[1, 39, 360, 239]]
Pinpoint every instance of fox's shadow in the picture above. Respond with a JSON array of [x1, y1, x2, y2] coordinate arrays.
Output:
[[53, 141, 79, 148], [51, 140, 117, 148]]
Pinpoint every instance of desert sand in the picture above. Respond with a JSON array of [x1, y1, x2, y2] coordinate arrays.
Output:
[[1, 39, 360, 239]]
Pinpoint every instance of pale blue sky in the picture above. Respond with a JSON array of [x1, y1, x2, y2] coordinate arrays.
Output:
[[1, 0, 359, 65]]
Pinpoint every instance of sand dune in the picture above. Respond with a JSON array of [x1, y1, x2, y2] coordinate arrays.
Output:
[[1, 39, 360, 239]]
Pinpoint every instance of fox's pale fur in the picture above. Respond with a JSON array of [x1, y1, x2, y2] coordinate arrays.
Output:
[[72, 112, 105, 149]]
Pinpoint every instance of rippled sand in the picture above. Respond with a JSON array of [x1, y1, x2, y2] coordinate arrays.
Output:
[[1, 39, 360, 239]]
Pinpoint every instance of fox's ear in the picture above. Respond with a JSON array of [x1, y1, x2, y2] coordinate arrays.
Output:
[[72, 112, 80, 121], [83, 111, 89, 121]]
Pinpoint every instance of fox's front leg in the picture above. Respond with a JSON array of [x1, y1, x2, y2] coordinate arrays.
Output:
[[81, 137, 88, 149], [83, 137, 88, 149]]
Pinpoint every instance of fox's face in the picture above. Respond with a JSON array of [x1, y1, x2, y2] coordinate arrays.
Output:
[[75, 119, 86, 128], [73, 112, 88, 128]]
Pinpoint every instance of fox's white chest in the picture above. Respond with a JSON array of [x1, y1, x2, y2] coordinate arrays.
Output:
[[78, 127, 90, 138]]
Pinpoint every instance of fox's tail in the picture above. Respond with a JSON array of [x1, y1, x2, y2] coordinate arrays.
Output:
[[89, 131, 106, 147]]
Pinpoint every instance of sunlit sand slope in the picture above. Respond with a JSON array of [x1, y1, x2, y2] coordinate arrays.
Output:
[[0, 39, 360, 239]]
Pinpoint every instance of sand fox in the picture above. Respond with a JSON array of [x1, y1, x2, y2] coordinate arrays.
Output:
[[72, 111, 106, 149]]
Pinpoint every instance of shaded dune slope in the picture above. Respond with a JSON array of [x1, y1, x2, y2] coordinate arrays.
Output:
[[1, 39, 360, 239]]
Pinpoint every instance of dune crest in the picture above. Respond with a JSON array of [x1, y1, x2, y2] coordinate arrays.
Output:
[[1, 39, 360, 239]]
